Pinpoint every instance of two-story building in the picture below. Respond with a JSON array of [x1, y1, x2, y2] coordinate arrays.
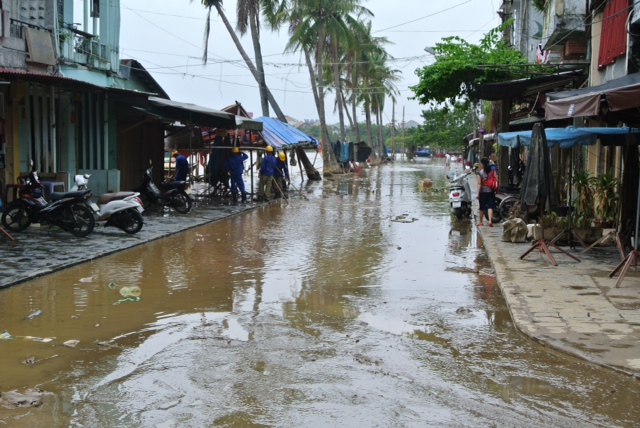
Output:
[[0, 0, 170, 199]]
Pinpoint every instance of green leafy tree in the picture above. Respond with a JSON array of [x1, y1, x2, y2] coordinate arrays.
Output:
[[420, 103, 473, 151], [410, 22, 530, 106]]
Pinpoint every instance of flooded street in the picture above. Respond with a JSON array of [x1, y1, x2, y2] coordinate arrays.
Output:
[[1, 160, 640, 427]]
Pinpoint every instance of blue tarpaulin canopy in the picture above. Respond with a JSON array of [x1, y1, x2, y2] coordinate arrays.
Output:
[[255, 117, 318, 149], [498, 126, 639, 148]]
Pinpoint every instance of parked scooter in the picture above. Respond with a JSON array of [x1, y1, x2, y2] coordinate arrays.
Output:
[[1, 166, 95, 237], [73, 174, 145, 234], [134, 166, 192, 214], [448, 168, 474, 220]]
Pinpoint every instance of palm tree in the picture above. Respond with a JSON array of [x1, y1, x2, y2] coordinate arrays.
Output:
[[359, 47, 399, 161], [285, 0, 371, 175], [236, 0, 269, 117], [194, 0, 286, 121], [342, 19, 391, 150]]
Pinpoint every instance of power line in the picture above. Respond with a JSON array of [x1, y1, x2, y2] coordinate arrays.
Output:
[[374, 1, 472, 33]]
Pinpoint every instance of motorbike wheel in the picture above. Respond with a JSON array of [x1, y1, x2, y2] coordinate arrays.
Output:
[[499, 197, 519, 221], [453, 208, 463, 220], [118, 210, 144, 235], [1, 201, 32, 232], [138, 193, 153, 211], [171, 190, 192, 214], [68, 204, 96, 237]]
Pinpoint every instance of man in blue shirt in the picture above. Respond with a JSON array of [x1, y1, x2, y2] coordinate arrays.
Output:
[[258, 146, 277, 201], [224, 147, 249, 202], [172, 150, 189, 182], [274, 152, 290, 199]]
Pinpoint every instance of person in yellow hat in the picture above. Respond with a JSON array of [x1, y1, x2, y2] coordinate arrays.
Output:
[[224, 146, 248, 202], [172, 150, 189, 181], [274, 152, 290, 199], [258, 146, 277, 201]]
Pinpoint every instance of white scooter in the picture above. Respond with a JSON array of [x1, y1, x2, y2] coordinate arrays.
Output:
[[448, 168, 474, 220], [72, 174, 145, 234]]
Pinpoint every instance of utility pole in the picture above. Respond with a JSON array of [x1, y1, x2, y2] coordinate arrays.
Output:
[[392, 101, 396, 156], [402, 106, 406, 159]]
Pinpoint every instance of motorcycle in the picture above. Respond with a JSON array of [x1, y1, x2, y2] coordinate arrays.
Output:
[[448, 169, 474, 220], [134, 166, 192, 213], [1, 167, 95, 237], [73, 174, 145, 234]]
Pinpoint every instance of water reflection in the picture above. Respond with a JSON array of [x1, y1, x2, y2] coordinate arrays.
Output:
[[1, 161, 640, 426]]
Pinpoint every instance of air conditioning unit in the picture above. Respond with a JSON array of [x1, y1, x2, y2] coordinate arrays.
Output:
[[563, 40, 587, 60]]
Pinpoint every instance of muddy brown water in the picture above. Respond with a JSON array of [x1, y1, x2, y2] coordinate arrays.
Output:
[[1, 160, 640, 427]]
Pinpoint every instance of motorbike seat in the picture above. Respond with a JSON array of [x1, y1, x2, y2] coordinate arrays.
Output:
[[51, 190, 91, 201], [98, 192, 137, 205], [161, 181, 186, 190]]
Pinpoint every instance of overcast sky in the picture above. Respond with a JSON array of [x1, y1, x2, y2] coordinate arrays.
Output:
[[118, 0, 502, 125]]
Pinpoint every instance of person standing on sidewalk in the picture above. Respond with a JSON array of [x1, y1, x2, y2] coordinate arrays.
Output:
[[258, 146, 277, 201], [224, 147, 248, 203], [476, 157, 496, 227]]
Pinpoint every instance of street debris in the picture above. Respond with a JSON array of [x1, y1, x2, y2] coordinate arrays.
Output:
[[63, 339, 80, 348], [1, 331, 54, 342], [21, 354, 58, 365], [391, 213, 418, 223], [455, 307, 472, 315], [0, 388, 46, 409], [26, 310, 42, 320], [108, 282, 142, 304]]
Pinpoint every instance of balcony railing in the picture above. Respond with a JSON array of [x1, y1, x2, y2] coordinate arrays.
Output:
[[59, 25, 117, 72]]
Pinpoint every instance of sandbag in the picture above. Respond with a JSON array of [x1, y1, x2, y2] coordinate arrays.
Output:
[[502, 218, 528, 243]]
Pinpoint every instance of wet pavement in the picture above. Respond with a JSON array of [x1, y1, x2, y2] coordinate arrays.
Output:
[[1, 163, 640, 426], [0, 194, 256, 289], [478, 209, 640, 377], [3, 174, 639, 378]]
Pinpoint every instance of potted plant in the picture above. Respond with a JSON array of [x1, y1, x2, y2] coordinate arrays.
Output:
[[533, 212, 566, 240], [592, 170, 619, 228], [572, 170, 595, 223]]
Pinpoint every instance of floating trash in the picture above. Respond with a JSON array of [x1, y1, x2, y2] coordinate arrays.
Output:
[[113, 297, 141, 305], [108, 282, 117, 289], [63, 339, 80, 348], [1, 331, 54, 342], [26, 310, 42, 320], [119, 285, 141, 298]]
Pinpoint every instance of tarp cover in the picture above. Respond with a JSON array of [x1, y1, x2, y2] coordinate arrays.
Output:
[[498, 126, 639, 148], [147, 96, 237, 129], [545, 72, 640, 120], [520, 123, 558, 211], [255, 117, 318, 148]]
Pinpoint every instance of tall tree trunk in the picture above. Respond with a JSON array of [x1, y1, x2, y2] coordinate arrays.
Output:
[[351, 84, 360, 145], [249, 10, 269, 117], [214, 4, 286, 122], [376, 110, 384, 160], [314, 33, 338, 176], [377, 110, 384, 159], [341, 88, 354, 132], [365, 106, 375, 160], [333, 46, 346, 143]]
